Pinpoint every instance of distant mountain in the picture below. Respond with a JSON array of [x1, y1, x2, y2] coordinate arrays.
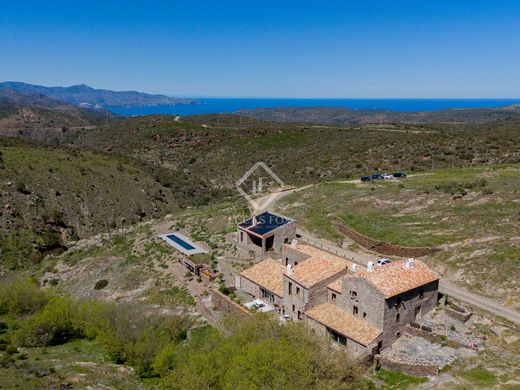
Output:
[[236, 105, 520, 125], [0, 81, 196, 108], [0, 88, 114, 139]]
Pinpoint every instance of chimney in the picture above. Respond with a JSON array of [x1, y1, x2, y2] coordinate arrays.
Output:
[[286, 264, 292, 275], [367, 261, 374, 272], [405, 258, 415, 269], [291, 238, 298, 249], [350, 264, 357, 273], [251, 217, 257, 226]]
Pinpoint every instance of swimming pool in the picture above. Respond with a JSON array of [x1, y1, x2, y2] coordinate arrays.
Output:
[[166, 234, 195, 250], [159, 232, 208, 255]]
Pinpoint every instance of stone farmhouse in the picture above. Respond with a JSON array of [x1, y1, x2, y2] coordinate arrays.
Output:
[[236, 211, 296, 257], [236, 213, 440, 358]]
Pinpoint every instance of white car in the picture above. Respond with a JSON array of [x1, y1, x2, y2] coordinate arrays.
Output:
[[382, 173, 395, 180], [244, 299, 275, 313]]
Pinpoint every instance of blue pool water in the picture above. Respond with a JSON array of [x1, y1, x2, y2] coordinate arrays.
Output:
[[109, 98, 520, 117], [166, 234, 195, 250]]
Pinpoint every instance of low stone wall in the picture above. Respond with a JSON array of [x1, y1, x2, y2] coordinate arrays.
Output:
[[405, 324, 477, 350], [377, 355, 438, 377], [332, 217, 439, 258], [445, 305, 473, 323], [211, 290, 251, 318]]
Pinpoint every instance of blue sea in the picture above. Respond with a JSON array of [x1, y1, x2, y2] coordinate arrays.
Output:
[[109, 98, 520, 117]]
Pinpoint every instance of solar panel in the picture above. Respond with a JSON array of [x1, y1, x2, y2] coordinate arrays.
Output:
[[239, 211, 290, 236]]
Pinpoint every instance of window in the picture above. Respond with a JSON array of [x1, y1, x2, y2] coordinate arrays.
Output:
[[292, 304, 295, 312], [297, 310, 302, 320], [351, 291, 357, 299], [285, 257, 289, 266], [396, 313, 400, 322], [288, 282, 292, 295], [353, 306, 358, 316], [331, 293, 337, 302], [363, 312, 367, 319], [284, 238, 289, 243], [328, 328, 347, 345], [419, 289, 424, 299], [261, 289, 275, 303], [295, 261, 299, 266], [240, 231, 244, 241], [396, 332, 401, 338], [296, 287, 300, 295]]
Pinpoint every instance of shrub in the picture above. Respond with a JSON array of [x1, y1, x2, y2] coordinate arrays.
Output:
[[163, 315, 367, 390], [94, 303, 192, 377], [14, 297, 82, 347], [0, 277, 50, 315], [94, 279, 109, 290]]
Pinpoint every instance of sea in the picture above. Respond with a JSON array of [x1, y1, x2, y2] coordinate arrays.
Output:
[[109, 98, 520, 117]]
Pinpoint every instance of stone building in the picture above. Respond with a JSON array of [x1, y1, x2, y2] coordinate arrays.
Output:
[[237, 238, 440, 358], [236, 211, 296, 257], [308, 258, 439, 356]]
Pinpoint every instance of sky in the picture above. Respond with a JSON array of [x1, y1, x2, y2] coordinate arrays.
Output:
[[1, 1, 519, 98]]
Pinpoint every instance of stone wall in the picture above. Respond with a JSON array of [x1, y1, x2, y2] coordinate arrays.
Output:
[[307, 271, 348, 310], [445, 305, 473, 323], [340, 276, 385, 330], [239, 275, 284, 308], [283, 275, 306, 319], [332, 217, 439, 257], [377, 355, 439, 376], [404, 324, 478, 350], [382, 280, 439, 348], [281, 243, 312, 267], [305, 316, 374, 359], [211, 290, 251, 318]]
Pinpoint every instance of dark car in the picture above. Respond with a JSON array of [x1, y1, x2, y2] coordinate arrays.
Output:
[[371, 174, 384, 180], [393, 172, 407, 178], [361, 176, 371, 182]]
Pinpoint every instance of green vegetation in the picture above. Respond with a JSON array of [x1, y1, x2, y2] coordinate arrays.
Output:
[[0, 279, 368, 389], [374, 368, 428, 389], [459, 366, 497, 388], [159, 315, 367, 390]]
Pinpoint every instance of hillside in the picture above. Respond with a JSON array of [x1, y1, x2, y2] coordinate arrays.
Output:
[[0, 81, 196, 108], [0, 137, 224, 271], [276, 165, 520, 308], [0, 89, 116, 140], [236, 105, 520, 125], [72, 114, 520, 189]]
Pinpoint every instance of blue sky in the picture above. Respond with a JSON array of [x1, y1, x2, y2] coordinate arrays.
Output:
[[1, 1, 519, 98]]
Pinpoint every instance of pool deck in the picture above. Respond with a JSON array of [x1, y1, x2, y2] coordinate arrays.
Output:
[[159, 232, 209, 256]]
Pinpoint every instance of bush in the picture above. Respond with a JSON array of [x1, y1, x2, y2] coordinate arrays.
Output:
[[94, 303, 192, 377], [94, 279, 109, 290], [0, 277, 50, 315], [162, 315, 367, 390], [15, 297, 82, 347]]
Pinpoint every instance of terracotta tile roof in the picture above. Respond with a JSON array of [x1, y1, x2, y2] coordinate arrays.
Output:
[[285, 244, 351, 288], [240, 258, 285, 297], [306, 303, 381, 346], [327, 278, 343, 293], [354, 260, 439, 298]]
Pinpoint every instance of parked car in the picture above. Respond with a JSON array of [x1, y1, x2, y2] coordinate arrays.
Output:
[[371, 174, 384, 180], [393, 172, 407, 178], [377, 258, 392, 266], [382, 173, 394, 180], [361, 176, 371, 182], [280, 314, 292, 322]]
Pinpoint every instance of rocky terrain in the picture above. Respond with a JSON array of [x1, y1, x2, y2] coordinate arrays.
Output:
[[236, 105, 520, 125]]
